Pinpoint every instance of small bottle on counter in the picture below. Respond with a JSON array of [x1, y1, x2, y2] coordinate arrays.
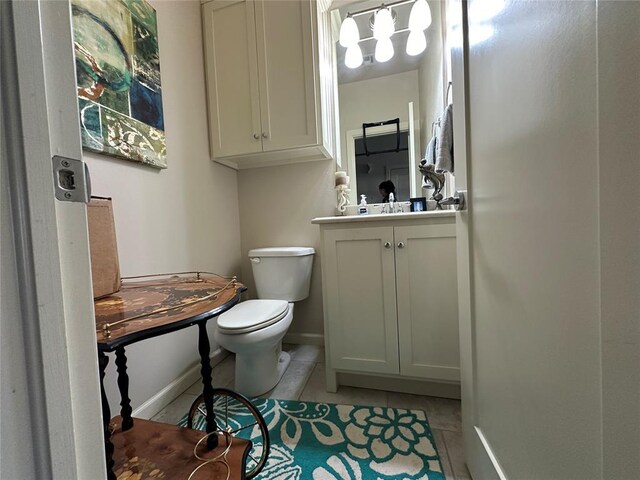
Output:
[[358, 195, 369, 215]]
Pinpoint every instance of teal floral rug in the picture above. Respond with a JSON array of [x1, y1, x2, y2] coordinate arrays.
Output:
[[179, 397, 445, 480]]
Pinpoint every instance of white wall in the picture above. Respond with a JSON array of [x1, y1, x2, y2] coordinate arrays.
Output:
[[84, 0, 242, 411], [418, 0, 444, 156], [238, 160, 336, 338], [598, 2, 640, 477]]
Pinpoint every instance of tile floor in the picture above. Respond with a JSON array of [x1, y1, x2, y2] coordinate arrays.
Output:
[[151, 344, 471, 479]]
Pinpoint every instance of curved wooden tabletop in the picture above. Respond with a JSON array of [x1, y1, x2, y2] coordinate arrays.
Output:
[[95, 273, 245, 351]]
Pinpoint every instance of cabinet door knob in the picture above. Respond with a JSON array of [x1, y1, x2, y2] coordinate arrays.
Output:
[[262, 132, 269, 139], [384, 242, 392, 249], [397, 242, 405, 249], [253, 133, 260, 140]]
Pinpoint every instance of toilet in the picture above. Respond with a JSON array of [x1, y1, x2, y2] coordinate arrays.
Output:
[[214, 247, 314, 397]]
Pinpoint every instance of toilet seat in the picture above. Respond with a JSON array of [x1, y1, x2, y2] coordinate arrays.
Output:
[[217, 299, 289, 334]]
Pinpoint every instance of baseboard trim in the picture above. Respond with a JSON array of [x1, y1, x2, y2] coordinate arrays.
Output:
[[283, 333, 325, 346], [337, 372, 461, 399], [132, 348, 229, 420]]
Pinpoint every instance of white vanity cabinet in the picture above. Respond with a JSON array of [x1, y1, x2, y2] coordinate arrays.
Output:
[[202, 0, 336, 169], [316, 213, 460, 395]]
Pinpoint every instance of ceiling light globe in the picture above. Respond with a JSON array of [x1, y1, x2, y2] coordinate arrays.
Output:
[[375, 36, 394, 63], [339, 16, 360, 47], [345, 43, 364, 69], [406, 30, 427, 56], [373, 7, 395, 40], [409, 0, 432, 31]]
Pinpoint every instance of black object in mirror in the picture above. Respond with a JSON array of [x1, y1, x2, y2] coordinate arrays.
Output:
[[410, 197, 427, 212]]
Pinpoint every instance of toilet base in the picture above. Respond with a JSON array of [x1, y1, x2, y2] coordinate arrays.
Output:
[[234, 346, 291, 397]]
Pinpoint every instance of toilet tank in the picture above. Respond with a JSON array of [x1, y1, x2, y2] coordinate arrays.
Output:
[[249, 247, 315, 302]]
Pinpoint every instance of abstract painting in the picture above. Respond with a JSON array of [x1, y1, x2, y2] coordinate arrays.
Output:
[[72, 0, 167, 168]]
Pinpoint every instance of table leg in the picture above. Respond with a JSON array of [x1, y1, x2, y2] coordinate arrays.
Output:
[[99, 351, 116, 480], [115, 347, 133, 431], [197, 322, 218, 449]]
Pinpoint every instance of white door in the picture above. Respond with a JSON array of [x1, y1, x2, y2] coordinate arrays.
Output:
[[203, 0, 262, 158], [2, 1, 104, 478], [395, 224, 459, 382], [255, 0, 319, 151], [453, 1, 640, 479], [323, 226, 400, 375]]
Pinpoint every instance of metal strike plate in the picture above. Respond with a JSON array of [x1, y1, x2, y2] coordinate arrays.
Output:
[[52, 156, 91, 203]]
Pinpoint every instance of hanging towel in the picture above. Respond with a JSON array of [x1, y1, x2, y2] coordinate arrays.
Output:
[[421, 135, 438, 188], [425, 135, 437, 165], [436, 104, 454, 174]]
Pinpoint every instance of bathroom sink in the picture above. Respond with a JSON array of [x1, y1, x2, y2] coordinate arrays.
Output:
[[337, 200, 438, 216]]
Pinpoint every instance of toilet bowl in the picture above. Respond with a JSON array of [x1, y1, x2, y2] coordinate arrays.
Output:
[[214, 247, 314, 397]]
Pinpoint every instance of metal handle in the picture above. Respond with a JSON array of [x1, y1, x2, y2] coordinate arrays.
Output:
[[262, 132, 269, 139], [384, 242, 392, 249], [253, 133, 260, 140], [439, 191, 466, 211], [397, 242, 405, 249]]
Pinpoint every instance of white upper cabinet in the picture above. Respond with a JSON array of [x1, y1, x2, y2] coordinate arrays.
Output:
[[202, 0, 336, 169], [255, 0, 319, 152], [202, 1, 262, 158]]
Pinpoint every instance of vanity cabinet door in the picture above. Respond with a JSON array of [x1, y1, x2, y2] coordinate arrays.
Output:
[[323, 227, 400, 375], [394, 224, 460, 382], [254, 0, 320, 152], [202, 1, 262, 158]]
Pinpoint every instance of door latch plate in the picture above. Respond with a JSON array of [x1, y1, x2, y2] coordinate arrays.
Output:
[[52, 155, 91, 203]]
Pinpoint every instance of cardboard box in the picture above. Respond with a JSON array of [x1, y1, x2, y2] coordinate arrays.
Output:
[[87, 197, 121, 299]]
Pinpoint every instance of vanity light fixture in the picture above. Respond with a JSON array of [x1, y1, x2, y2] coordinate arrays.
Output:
[[406, 29, 427, 56], [408, 0, 432, 32], [339, 0, 432, 68], [375, 36, 394, 63], [372, 6, 395, 40], [345, 43, 364, 69], [339, 14, 360, 47]]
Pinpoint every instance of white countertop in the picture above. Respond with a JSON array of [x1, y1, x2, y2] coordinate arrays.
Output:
[[311, 210, 456, 224]]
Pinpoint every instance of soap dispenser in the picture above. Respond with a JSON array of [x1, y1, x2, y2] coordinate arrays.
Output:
[[358, 194, 369, 215]]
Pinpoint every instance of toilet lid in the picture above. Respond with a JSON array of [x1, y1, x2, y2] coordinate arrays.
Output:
[[217, 299, 289, 334]]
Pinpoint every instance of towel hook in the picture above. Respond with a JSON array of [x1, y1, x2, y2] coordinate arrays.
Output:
[[446, 81, 453, 104], [431, 119, 440, 137]]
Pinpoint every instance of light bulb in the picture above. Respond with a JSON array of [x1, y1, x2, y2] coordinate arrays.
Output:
[[345, 43, 363, 69], [409, 0, 432, 31], [373, 7, 394, 40], [339, 16, 360, 47], [406, 30, 427, 56], [375, 37, 394, 63]]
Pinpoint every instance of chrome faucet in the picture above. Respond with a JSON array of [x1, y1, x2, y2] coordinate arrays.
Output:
[[381, 192, 403, 214]]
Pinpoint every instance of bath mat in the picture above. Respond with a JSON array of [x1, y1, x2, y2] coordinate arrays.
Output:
[[178, 397, 445, 479]]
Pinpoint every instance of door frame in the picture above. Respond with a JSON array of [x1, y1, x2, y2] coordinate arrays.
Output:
[[449, 0, 503, 478], [5, 1, 105, 477], [345, 120, 419, 204]]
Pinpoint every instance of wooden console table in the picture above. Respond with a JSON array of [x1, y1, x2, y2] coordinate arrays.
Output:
[[95, 273, 249, 480]]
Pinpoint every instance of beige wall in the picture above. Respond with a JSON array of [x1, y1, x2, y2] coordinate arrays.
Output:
[[238, 160, 336, 338], [84, 0, 242, 410]]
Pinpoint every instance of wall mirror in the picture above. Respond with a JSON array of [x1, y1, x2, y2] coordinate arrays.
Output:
[[330, 0, 447, 204]]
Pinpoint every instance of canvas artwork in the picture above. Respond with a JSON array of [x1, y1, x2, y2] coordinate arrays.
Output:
[[72, 0, 167, 168]]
